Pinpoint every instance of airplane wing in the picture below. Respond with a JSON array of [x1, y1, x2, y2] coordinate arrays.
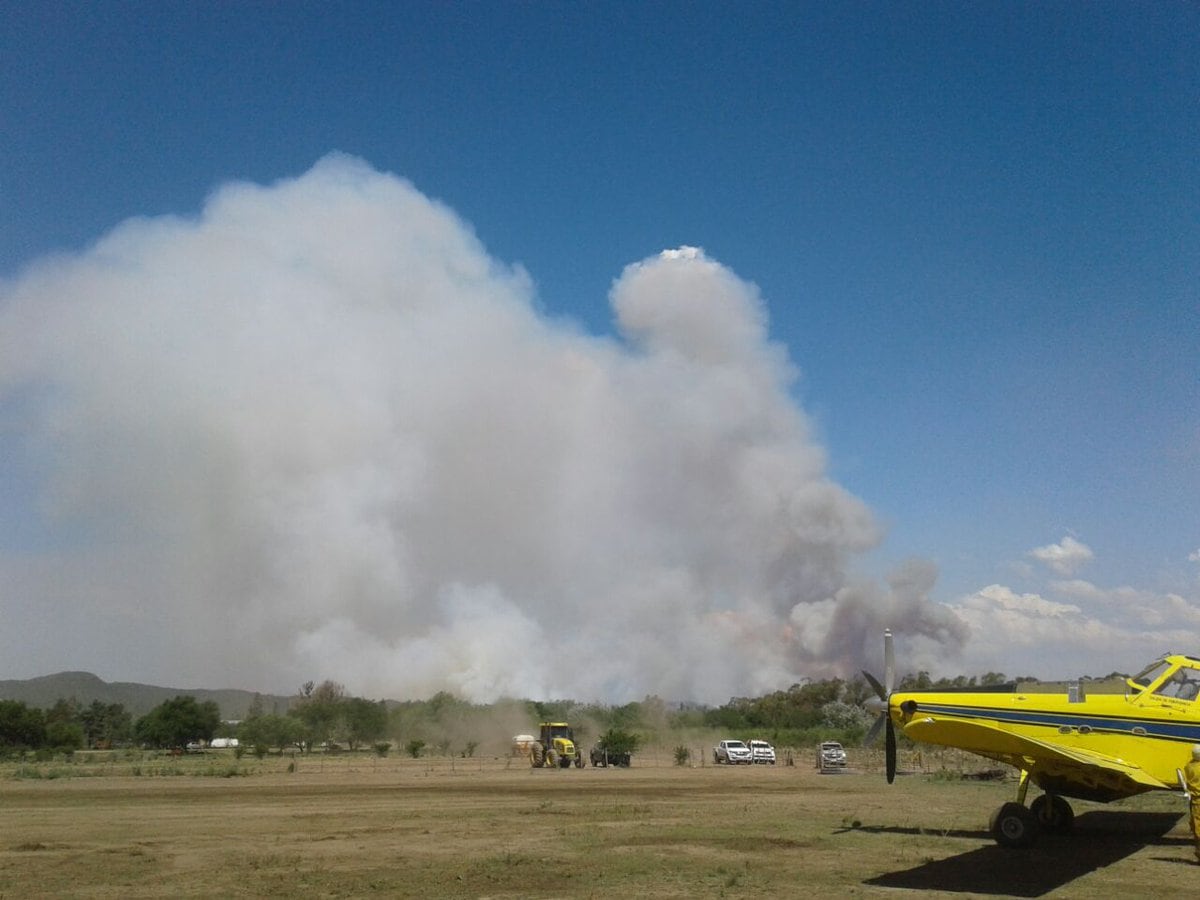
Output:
[[904, 716, 1168, 801]]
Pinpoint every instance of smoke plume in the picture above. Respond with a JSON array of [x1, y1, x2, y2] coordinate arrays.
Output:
[[0, 155, 964, 703]]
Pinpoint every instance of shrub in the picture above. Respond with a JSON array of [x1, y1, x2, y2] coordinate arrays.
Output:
[[597, 728, 641, 757], [673, 745, 691, 766]]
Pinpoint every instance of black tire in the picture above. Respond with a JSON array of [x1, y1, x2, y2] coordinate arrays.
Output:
[[990, 801, 1040, 848], [1030, 794, 1074, 833], [530, 742, 545, 768], [546, 749, 558, 768]]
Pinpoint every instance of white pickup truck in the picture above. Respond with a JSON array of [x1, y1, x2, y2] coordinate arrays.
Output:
[[817, 741, 847, 769], [713, 739, 753, 764], [748, 739, 776, 764]]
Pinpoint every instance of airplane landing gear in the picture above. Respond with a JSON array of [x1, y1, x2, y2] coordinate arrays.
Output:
[[990, 801, 1039, 848], [1030, 793, 1074, 832], [989, 771, 1074, 848], [989, 772, 1074, 847]]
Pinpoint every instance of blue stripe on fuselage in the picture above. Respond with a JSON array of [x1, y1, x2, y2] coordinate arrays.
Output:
[[906, 701, 1200, 743]]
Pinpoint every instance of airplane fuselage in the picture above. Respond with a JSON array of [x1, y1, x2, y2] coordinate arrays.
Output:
[[889, 655, 1200, 802]]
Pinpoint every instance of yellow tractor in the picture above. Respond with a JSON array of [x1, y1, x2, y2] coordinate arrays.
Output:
[[529, 722, 584, 768]]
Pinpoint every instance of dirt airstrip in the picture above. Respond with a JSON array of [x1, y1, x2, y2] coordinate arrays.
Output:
[[0, 751, 1195, 898]]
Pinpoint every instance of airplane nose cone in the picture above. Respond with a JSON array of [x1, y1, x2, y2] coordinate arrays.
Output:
[[864, 696, 888, 716]]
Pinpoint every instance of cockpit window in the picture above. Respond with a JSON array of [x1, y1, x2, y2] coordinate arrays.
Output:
[[1128, 659, 1171, 691], [1153, 668, 1200, 701]]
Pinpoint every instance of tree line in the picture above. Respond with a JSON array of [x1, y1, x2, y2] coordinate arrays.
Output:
[[238, 680, 390, 754], [0, 679, 404, 756], [0, 669, 1059, 756], [0, 697, 136, 753], [0, 681, 384, 756]]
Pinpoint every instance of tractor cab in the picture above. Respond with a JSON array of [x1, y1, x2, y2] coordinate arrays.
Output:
[[530, 721, 583, 768]]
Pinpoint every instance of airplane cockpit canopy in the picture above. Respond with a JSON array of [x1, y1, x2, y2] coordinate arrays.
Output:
[[1127, 658, 1172, 692], [1127, 654, 1200, 700], [1153, 667, 1200, 701]]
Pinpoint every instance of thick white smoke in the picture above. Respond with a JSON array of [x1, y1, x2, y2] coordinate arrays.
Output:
[[0, 154, 964, 703]]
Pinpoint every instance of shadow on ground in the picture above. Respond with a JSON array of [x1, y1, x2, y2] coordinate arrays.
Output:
[[852, 811, 1188, 897]]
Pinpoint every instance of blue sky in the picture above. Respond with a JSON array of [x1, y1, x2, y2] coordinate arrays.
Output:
[[1, 3, 1197, 697]]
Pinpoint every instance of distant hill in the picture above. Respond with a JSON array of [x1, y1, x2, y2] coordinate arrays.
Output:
[[0, 671, 295, 720]]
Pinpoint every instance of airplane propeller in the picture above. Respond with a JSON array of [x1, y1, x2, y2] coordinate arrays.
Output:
[[862, 628, 897, 783]]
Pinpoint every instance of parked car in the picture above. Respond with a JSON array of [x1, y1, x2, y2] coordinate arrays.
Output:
[[713, 739, 753, 764], [817, 741, 847, 769], [747, 739, 776, 765]]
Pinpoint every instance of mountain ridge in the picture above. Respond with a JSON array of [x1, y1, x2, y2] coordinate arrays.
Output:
[[0, 671, 295, 719]]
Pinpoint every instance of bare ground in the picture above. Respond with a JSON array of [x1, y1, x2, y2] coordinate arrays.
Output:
[[0, 751, 1196, 898]]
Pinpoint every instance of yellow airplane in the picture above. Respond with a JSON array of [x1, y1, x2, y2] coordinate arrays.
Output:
[[863, 629, 1200, 847]]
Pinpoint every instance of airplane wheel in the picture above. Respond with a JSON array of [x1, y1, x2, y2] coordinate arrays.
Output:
[[990, 801, 1040, 848], [1031, 794, 1074, 833], [1049, 795, 1073, 831]]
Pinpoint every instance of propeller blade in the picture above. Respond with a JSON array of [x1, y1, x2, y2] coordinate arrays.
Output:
[[883, 628, 895, 696], [864, 628, 899, 781], [864, 712, 885, 747], [862, 670, 887, 701], [885, 717, 897, 784]]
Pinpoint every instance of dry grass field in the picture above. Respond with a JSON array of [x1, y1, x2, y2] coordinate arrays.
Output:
[[0, 748, 1196, 898]]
